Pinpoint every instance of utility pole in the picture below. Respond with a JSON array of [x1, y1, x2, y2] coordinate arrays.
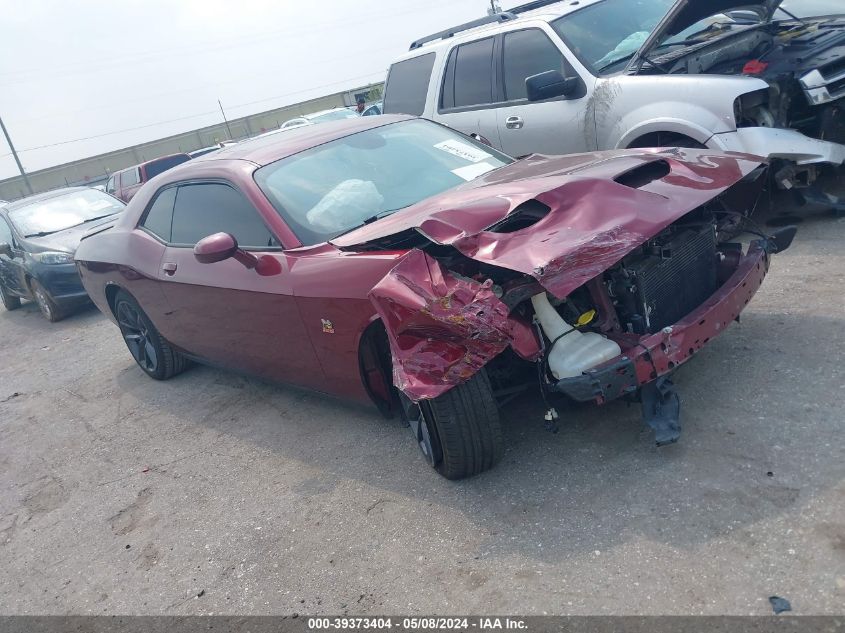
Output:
[[218, 99, 234, 140], [0, 114, 33, 195]]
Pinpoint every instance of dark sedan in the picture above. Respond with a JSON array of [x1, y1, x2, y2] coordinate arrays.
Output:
[[0, 187, 125, 321]]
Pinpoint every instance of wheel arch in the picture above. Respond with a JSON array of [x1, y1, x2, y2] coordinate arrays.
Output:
[[357, 317, 398, 418], [626, 130, 708, 149], [617, 119, 714, 150]]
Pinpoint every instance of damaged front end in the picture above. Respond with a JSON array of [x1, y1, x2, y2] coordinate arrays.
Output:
[[359, 149, 793, 444], [635, 10, 845, 209]]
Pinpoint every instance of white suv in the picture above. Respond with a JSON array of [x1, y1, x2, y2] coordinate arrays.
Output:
[[383, 0, 845, 205]]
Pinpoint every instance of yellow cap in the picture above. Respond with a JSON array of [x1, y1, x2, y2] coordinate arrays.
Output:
[[576, 309, 597, 327]]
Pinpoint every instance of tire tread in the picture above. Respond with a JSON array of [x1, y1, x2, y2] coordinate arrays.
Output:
[[427, 371, 503, 480]]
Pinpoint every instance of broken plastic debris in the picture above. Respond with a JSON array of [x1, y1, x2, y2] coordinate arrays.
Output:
[[769, 596, 792, 614]]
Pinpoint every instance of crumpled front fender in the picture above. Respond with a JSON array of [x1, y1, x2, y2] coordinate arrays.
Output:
[[368, 249, 538, 401]]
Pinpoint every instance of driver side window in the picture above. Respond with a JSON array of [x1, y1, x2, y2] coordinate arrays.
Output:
[[502, 29, 580, 101], [170, 183, 280, 249]]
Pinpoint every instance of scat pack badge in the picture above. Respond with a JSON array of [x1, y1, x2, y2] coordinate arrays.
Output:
[[321, 319, 335, 334]]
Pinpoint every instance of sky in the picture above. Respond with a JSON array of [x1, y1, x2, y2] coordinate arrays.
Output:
[[0, 0, 488, 180]]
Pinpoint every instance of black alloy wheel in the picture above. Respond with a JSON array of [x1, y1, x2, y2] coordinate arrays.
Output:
[[117, 300, 159, 374], [113, 290, 190, 380]]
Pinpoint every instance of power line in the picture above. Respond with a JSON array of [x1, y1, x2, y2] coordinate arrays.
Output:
[[12, 71, 384, 154], [0, 0, 461, 83], [10, 45, 399, 125]]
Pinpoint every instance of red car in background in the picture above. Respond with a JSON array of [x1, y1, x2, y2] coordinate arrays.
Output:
[[105, 153, 191, 202], [75, 116, 794, 479]]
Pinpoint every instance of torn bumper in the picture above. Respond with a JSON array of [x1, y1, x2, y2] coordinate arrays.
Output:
[[553, 241, 770, 404], [710, 127, 845, 167]]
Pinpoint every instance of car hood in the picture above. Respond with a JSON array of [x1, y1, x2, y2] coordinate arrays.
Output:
[[21, 213, 123, 254], [333, 148, 762, 298], [633, 0, 783, 64]]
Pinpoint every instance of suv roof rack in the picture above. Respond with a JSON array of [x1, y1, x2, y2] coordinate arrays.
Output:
[[409, 12, 517, 50], [507, 0, 568, 14]]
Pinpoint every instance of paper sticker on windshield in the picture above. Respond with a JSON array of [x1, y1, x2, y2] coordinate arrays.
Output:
[[88, 200, 114, 211], [434, 140, 492, 163], [452, 162, 496, 182]]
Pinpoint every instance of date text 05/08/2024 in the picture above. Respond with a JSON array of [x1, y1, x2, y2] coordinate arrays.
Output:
[[307, 617, 528, 630]]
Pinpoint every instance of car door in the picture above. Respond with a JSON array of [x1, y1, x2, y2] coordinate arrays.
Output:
[[154, 181, 325, 389], [0, 215, 27, 296], [495, 27, 596, 157], [434, 36, 502, 148]]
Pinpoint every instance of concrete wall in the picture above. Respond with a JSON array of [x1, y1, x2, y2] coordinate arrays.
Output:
[[0, 83, 383, 201]]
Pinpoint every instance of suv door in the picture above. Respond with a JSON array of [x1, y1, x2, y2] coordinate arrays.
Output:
[[495, 27, 595, 157], [155, 181, 324, 388], [436, 36, 501, 147]]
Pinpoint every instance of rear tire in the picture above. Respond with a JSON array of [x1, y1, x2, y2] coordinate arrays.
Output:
[[113, 290, 190, 380], [407, 370, 504, 480], [30, 279, 63, 322], [0, 283, 21, 311]]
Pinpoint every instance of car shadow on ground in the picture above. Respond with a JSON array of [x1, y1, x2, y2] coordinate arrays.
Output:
[[0, 299, 102, 331], [110, 296, 845, 564]]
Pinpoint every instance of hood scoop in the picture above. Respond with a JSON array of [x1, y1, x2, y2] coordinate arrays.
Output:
[[614, 160, 671, 189], [485, 200, 551, 234]]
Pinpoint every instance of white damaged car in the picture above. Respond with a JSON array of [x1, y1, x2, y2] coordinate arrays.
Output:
[[383, 0, 845, 209]]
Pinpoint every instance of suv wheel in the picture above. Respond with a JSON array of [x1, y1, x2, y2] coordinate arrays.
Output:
[[403, 370, 503, 479]]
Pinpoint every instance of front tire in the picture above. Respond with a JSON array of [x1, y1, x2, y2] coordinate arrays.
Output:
[[406, 370, 503, 480], [113, 290, 189, 380], [30, 279, 63, 322], [0, 283, 21, 311]]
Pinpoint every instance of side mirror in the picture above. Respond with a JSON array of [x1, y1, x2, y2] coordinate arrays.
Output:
[[0, 243, 12, 258], [194, 232, 238, 264], [526, 70, 579, 102], [193, 232, 281, 276]]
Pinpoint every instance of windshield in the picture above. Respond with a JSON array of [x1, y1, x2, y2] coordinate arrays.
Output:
[[9, 189, 125, 237], [780, 1, 842, 17], [552, 0, 674, 74], [255, 119, 512, 246], [145, 154, 190, 179]]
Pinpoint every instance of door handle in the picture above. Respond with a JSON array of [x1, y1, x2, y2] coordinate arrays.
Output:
[[505, 116, 524, 130], [162, 262, 177, 276]]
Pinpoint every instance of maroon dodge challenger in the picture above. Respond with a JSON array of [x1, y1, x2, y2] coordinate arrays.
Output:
[[75, 115, 794, 479]]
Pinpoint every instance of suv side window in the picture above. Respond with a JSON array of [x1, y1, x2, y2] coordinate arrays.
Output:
[[503, 29, 569, 101], [442, 37, 495, 109], [140, 187, 177, 241], [383, 52, 436, 116], [170, 183, 279, 249], [106, 175, 117, 194]]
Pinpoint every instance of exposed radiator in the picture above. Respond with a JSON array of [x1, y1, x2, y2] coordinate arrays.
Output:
[[628, 225, 718, 333]]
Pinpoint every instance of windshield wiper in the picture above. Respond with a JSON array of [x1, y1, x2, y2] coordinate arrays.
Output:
[[331, 208, 406, 240], [80, 213, 119, 224], [24, 230, 59, 238]]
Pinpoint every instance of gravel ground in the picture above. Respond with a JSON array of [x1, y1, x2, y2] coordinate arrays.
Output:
[[0, 205, 843, 616]]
